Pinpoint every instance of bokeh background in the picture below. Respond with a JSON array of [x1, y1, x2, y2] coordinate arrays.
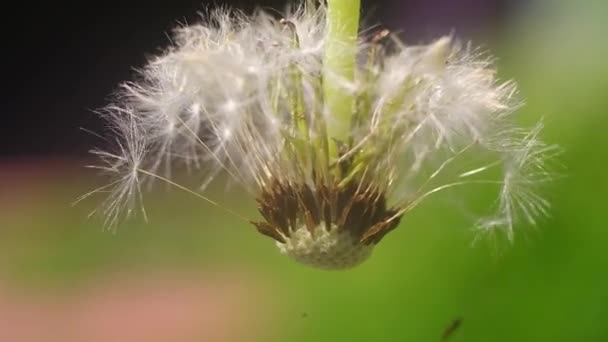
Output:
[[2, 0, 607, 341]]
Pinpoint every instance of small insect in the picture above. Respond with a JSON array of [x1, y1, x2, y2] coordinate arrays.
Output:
[[441, 318, 462, 341]]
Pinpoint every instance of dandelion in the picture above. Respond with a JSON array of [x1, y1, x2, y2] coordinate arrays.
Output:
[[85, 0, 558, 270]]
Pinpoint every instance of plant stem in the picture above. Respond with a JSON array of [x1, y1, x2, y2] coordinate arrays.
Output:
[[323, 0, 361, 160]]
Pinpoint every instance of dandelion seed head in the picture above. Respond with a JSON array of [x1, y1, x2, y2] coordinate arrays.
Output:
[[87, 2, 559, 268]]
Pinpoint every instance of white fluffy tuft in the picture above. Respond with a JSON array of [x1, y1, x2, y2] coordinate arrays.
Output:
[[88, 3, 558, 240]]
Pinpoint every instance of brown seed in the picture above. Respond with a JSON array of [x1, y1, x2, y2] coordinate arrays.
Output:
[[253, 178, 402, 246]]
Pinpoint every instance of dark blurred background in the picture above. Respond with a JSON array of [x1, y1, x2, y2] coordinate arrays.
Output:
[[2, 1, 608, 341]]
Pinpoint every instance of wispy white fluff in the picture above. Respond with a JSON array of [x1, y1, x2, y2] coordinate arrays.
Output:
[[81, 108, 148, 228], [86, 2, 558, 240]]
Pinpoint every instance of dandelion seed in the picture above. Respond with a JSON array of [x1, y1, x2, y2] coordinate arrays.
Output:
[[87, 0, 558, 270]]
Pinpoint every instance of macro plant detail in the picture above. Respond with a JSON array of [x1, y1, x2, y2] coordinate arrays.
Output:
[[85, 0, 558, 270]]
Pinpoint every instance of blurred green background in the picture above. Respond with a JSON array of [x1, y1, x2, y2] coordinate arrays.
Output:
[[1, 1, 607, 341]]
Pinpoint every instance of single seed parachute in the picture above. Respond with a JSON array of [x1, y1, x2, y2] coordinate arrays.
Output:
[[84, 1, 558, 270]]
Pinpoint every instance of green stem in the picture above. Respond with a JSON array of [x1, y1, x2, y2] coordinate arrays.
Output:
[[323, 0, 361, 160], [282, 19, 308, 140]]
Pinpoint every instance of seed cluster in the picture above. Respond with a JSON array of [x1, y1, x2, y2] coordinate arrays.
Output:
[[253, 179, 401, 245]]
